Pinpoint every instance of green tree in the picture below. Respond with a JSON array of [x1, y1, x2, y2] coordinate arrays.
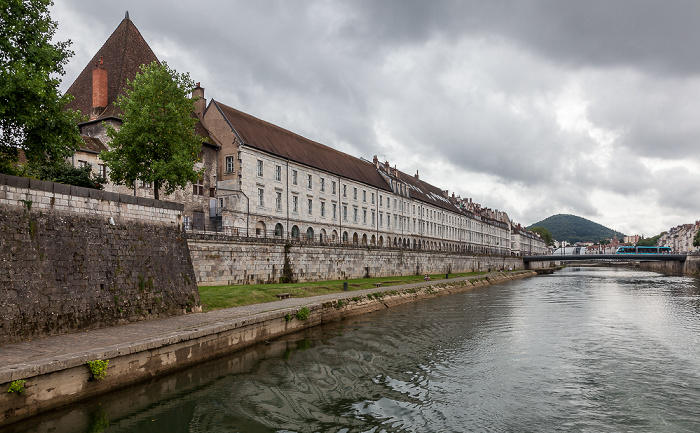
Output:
[[0, 0, 83, 174], [529, 226, 553, 246], [101, 61, 203, 199], [693, 231, 700, 248], [637, 233, 664, 247]]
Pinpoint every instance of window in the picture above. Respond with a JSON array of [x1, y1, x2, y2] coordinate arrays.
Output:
[[371, 192, 375, 204], [293, 196, 298, 213], [292, 170, 298, 185], [363, 209, 367, 224], [308, 199, 313, 215], [343, 205, 348, 221], [353, 187, 357, 200], [372, 211, 376, 226], [380, 195, 383, 207], [353, 208, 358, 223], [387, 214, 391, 228], [321, 201, 326, 217], [394, 198, 397, 209], [139, 180, 152, 188], [379, 212, 383, 227], [210, 188, 215, 197], [343, 185, 347, 197], [332, 181, 336, 194], [78, 160, 89, 168], [226, 156, 234, 173], [332, 203, 337, 219], [257, 160, 264, 177], [275, 165, 281, 181], [320, 178, 325, 192], [193, 178, 204, 195], [307, 174, 312, 189], [258, 188, 264, 206], [276, 192, 282, 211], [97, 163, 107, 179], [362, 190, 366, 202]]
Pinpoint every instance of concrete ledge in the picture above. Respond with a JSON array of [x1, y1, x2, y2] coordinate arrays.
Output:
[[0, 271, 536, 427]]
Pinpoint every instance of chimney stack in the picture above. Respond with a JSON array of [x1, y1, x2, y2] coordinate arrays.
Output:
[[192, 82, 206, 118], [91, 56, 107, 120], [415, 170, 419, 179]]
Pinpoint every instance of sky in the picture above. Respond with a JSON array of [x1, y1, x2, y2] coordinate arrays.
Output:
[[50, 0, 700, 238]]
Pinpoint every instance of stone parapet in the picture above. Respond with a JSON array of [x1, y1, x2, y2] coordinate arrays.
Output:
[[0, 173, 183, 226]]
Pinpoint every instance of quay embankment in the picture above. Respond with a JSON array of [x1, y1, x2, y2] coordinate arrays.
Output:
[[639, 254, 700, 276], [0, 270, 536, 428]]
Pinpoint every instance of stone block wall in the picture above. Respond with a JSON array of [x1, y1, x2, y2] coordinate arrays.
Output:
[[188, 234, 523, 285], [0, 174, 200, 344]]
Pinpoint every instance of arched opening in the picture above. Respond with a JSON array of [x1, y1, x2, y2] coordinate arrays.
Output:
[[343, 231, 349, 243], [371, 234, 376, 245], [255, 221, 266, 237], [274, 223, 284, 237], [353, 232, 359, 245], [291, 225, 300, 240], [393, 237, 398, 247], [362, 234, 367, 245], [320, 228, 327, 244], [332, 230, 338, 243], [306, 227, 314, 241], [379, 236, 384, 246]]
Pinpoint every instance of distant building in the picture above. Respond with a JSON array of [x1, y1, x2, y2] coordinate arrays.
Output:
[[658, 222, 699, 253]]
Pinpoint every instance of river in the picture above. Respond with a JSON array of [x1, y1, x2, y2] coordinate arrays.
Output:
[[8, 267, 700, 432]]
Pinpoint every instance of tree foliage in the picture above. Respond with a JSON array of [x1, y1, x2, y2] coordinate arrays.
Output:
[[693, 231, 700, 248], [31, 162, 106, 189], [529, 226, 553, 246], [637, 233, 664, 247], [101, 61, 203, 200], [0, 0, 83, 174]]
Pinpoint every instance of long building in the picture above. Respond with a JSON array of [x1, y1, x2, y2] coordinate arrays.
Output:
[[65, 14, 547, 257]]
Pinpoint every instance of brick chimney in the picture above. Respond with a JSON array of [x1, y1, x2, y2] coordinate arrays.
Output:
[[91, 56, 107, 120], [192, 82, 206, 119]]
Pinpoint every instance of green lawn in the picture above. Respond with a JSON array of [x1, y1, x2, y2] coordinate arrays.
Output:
[[198, 271, 487, 312]]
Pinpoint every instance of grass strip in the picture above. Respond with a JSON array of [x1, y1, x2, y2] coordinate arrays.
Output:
[[199, 271, 491, 312]]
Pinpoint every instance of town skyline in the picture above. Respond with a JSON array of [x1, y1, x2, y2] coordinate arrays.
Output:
[[51, 1, 700, 237]]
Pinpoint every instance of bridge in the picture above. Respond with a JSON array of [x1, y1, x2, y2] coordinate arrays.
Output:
[[523, 254, 687, 263]]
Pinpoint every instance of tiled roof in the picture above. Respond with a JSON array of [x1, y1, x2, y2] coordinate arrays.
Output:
[[65, 15, 158, 120], [381, 166, 463, 214], [212, 100, 391, 191], [193, 114, 219, 148], [80, 136, 108, 153]]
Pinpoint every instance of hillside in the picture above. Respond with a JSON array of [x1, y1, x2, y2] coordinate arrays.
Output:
[[528, 214, 625, 244]]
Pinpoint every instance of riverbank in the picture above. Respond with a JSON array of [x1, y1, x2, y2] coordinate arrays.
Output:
[[0, 270, 536, 428]]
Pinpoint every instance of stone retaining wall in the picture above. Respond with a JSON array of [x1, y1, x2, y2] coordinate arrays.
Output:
[[188, 234, 525, 285], [0, 174, 200, 344], [639, 254, 700, 275]]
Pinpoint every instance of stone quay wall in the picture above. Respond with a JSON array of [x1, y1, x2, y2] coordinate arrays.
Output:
[[188, 234, 525, 285], [0, 174, 200, 344], [639, 254, 700, 276]]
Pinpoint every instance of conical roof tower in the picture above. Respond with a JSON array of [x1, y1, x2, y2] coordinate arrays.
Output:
[[65, 12, 158, 121]]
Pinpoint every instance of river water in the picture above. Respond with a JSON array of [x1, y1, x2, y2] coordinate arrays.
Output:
[[8, 267, 700, 432]]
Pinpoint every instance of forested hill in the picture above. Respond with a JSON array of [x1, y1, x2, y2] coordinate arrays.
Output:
[[527, 214, 625, 244]]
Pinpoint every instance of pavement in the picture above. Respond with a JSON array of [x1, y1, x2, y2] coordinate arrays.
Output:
[[0, 271, 526, 380]]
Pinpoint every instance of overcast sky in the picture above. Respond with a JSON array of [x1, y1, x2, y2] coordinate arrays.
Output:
[[51, 0, 700, 238]]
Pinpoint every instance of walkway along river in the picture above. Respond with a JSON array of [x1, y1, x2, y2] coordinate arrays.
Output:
[[5, 266, 700, 432]]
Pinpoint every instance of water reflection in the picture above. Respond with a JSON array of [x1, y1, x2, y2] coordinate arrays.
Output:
[[7, 267, 700, 433]]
